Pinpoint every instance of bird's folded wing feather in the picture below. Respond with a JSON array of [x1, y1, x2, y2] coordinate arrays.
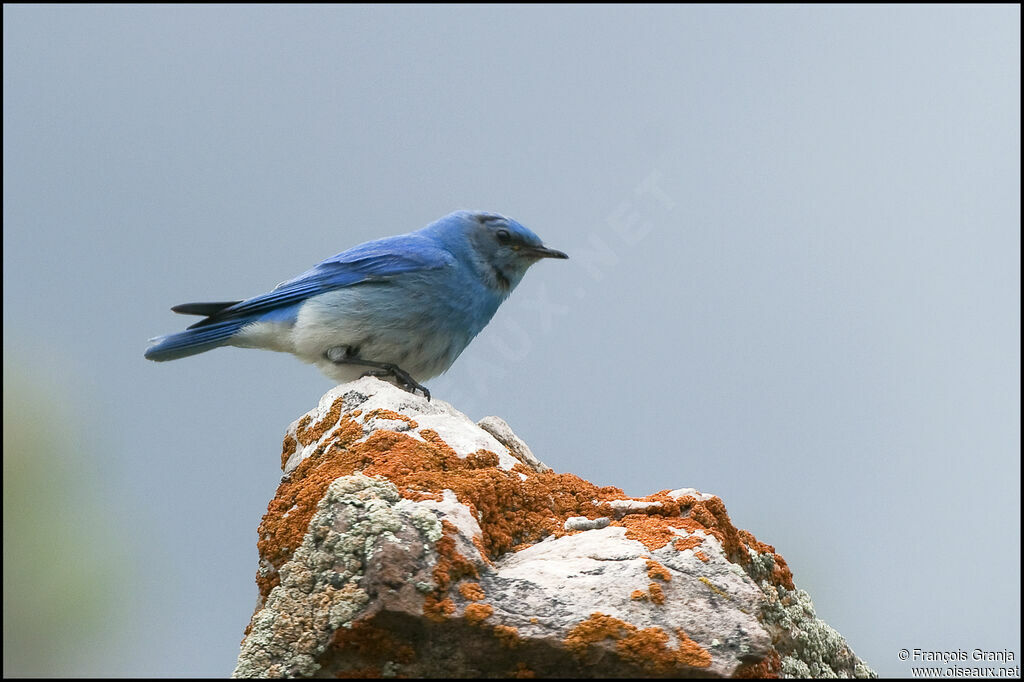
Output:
[[188, 235, 453, 328]]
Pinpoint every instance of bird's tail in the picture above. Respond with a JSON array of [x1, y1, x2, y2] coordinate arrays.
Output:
[[144, 317, 248, 362]]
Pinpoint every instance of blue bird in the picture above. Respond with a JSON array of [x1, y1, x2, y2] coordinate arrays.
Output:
[[145, 210, 568, 399]]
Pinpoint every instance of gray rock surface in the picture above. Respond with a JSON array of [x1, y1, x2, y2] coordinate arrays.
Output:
[[235, 377, 875, 678]]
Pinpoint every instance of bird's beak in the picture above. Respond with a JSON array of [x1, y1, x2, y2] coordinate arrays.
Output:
[[524, 245, 569, 260]]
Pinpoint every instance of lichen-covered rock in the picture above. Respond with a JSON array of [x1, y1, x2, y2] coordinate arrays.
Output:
[[235, 377, 874, 678]]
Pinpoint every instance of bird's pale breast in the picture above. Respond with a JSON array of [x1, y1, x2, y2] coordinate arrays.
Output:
[[289, 269, 500, 382]]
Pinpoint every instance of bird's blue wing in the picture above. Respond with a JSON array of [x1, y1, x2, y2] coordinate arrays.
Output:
[[145, 233, 453, 361], [188, 234, 453, 328]]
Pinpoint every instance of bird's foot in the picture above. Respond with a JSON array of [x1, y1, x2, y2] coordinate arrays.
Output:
[[359, 366, 430, 401], [325, 346, 430, 400]]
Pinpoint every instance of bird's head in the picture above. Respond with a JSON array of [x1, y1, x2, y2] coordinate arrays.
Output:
[[431, 211, 568, 293]]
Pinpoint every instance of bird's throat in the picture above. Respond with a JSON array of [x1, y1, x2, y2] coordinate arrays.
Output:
[[493, 266, 511, 292]]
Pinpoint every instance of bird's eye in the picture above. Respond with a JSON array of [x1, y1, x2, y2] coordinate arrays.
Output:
[[496, 229, 512, 244]]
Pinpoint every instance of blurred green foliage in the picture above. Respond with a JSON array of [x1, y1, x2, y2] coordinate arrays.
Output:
[[3, 359, 130, 676]]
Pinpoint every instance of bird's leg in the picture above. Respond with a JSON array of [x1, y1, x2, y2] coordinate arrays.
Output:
[[358, 366, 431, 402], [325, 346, 431, 401]]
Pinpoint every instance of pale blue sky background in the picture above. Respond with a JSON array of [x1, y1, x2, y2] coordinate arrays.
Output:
[[4, 5, 1020, 677]]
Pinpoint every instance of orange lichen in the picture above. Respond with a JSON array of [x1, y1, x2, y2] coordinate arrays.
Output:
[[295, 397, 348, 447], [679, 495, 794, 590], [673, 516, 713, 535], [458, 582, 486, 601], [619, 626, 711, 672], [463, 603, 493, 625], [694, 550, 710, 562], [422, 595, 455, 622], [565, 613, 711, 672], [672, 629, 713, 670], [364, 408, 418, 430], [294, 415, 313, 444], [280, 435, 297, 470], [255, 402, 795, 607], [739, 529, 794, 590], [417, 428, 460, 458], [683, 496, 737, 550], [618, 514, 679, 550], [330, 621, 415, 665], [630, 590, 649, 601], [564, 613, 627, 654], [430, 521, 478, 594], [734, 650, 782, 678], [301, 429, 598, 560], [646, 559, 672, 582], [672, 535, 703, 552], [470, 534, 494, 567], [255, 414, 369, 598], [492, 625, 520, 648], [648, 582, 665, 605], [419, 521, 480, 622]]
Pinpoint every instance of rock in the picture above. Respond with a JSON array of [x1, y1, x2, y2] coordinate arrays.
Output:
[[235, 377, 875, 678], [563, 516, 611, 531], [477, 415, 551, 473]]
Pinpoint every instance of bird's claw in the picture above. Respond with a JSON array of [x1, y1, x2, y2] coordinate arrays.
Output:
[[359, 367, 431, 401], [325, 347, 430, 400]]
